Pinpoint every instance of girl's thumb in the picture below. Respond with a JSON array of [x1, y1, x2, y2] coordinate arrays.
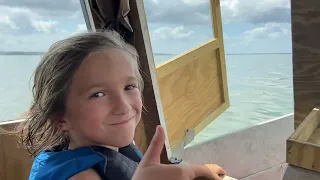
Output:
[[139, 125, 166, 167]]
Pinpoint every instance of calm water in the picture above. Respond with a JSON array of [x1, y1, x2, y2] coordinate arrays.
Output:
[[0, 54, 293, 144]]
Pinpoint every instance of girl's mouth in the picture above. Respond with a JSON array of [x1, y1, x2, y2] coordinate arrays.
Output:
[[110, 117, 134, 126]]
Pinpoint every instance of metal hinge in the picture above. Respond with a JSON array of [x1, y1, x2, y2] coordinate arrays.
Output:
[[169, 128, 195, 164]]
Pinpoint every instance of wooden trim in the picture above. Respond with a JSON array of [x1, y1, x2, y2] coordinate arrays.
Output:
[[156, 38, 220, 77], [211, 0, 223, 39], [286, 106, 320, 172], [287, 139, 320, 172], [211, 0, 229, 104], [128, 0, 172, 163], [288, 138, 320, 148], [290, 107, 319, 141]]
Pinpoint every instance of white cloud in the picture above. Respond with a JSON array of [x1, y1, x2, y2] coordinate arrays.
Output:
[[0, 0, 292, 54], [0, 6, 64, 35], [151, 26, 194, 40], [221, 0, 291, 24], [0, 15, 18, 31], [144, 0, 291, 25], [145, 0, 211, 25], [182, 0, 208, 6], [0, 2, 86, 51], [151, 0, 159, 4], [149, 25, 212, 54], [72, 23, 88, 35], [31, 20, 59, 34], [220, 22, 292, 51], [0, 6, 39, 34], [77, 24, 87, 32], [241, 23, 291, 42], [0, 0, 80, 17], [0, 30, 71, 51]]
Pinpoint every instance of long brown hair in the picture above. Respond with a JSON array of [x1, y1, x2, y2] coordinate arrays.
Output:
[[17, 30, 144, 157]]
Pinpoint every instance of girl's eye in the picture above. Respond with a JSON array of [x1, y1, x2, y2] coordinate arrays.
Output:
[[91, 92, 105, 98], [125, 84, 137, 91]]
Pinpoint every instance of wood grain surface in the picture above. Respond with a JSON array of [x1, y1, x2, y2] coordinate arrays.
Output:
[[287, 107, 320, 172], [157, 41, 226, 149], [156, 0, 229, 152], [0, 121, 33, 180], [291, 0, 320, 128]]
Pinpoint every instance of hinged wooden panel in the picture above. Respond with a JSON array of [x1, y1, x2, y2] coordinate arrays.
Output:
[[155, 0, 229, 152], [157, 39, 229, 150]]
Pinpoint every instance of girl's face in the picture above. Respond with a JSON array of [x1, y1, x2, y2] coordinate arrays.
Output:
[[61, 48, 142, 149]]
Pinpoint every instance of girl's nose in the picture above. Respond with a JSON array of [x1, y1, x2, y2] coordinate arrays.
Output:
[[112, 95, 131, 115]]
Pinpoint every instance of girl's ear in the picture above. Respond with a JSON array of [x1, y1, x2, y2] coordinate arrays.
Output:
[[53, 114, 72, 131]]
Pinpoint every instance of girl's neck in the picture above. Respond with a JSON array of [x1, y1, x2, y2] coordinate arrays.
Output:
[[68, 142, 119, 152], [104, 145, 119, 152]]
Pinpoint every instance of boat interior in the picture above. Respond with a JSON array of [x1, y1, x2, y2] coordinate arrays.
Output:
[[0, 0, 320, 179]]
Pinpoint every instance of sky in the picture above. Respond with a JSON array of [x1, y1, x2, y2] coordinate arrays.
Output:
[[0, 0, 292, 54]]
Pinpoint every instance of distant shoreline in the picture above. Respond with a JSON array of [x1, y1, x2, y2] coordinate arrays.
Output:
[[225, 53, 292, 55], [0, 52, 44, 55], [0, 51, 292, 56]]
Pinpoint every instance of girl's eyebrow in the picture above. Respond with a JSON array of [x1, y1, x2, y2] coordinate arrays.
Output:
[[127, 76, 138, 82], [80, 76, 138, 94]]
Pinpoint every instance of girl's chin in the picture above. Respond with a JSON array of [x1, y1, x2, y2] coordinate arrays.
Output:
[[106, 140, 134, 148], [105, 133, 135, 148]]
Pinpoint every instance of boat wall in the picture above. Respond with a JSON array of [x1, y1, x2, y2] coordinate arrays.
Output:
[[183, 114, 294, 179]]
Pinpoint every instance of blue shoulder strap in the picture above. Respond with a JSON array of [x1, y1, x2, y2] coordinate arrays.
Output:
[[29, 147, 104, 180], [119, 143, 143, 162], [29, 143, 143, 180]]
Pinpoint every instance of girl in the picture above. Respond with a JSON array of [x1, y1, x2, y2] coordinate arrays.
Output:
[[19, 30, 226, 180]]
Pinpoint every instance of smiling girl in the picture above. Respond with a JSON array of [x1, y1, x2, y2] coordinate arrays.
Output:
[[18, 30, 225, 180]]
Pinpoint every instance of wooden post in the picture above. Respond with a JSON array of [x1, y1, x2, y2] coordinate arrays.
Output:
[[291, 0, 320, 128], [128, 0, 171, 163]]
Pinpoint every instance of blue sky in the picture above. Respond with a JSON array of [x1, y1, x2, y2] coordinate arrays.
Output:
[[145, 0, 292, 54], [0, 0, 292, 54]]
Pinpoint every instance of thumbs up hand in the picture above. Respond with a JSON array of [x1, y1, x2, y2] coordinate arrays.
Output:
[[132, 125, 226, 180]]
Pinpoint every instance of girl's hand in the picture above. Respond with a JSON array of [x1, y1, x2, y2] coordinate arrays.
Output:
[[132, 126, 226, 180], [204, 164, 226, 179]]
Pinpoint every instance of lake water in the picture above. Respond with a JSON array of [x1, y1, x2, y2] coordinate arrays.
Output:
[[0, 54, 293, 145]]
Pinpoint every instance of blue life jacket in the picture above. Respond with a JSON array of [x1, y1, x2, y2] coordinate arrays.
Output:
[[29, 143, 143, 180]]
